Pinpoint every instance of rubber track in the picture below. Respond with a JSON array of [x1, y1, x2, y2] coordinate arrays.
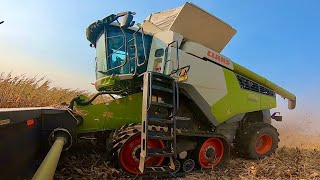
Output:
[[111, 124, 230, 178], [111, 124, 141, 155]]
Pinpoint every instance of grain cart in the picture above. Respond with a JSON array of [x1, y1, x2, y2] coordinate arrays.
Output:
[[0, 2, 296, 179]]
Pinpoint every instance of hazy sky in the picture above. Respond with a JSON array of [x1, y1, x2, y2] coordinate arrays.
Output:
[[1, 0, 320, 128]]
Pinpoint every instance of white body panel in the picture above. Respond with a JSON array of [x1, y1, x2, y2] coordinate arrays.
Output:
[[170, 49, 228, 106], [147, 31, 183, 73], [182, 41, 234, 70], [147, 30, 228, 106]]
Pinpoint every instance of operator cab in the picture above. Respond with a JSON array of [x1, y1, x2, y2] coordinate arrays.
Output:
[[86, 12, 153, 92], [95, 23, 152, 79]]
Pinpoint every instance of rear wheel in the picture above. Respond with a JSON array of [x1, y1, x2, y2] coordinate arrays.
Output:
[[235, 123, 279, 159]]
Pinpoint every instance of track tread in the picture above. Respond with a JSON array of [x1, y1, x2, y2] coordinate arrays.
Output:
[[110, 123, 231, 177]]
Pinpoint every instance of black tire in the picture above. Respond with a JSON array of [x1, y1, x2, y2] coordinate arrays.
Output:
[[235, 122, 279, 159]]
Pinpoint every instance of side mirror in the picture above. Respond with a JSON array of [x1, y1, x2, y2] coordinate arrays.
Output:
[[120, 12, 135, 29]]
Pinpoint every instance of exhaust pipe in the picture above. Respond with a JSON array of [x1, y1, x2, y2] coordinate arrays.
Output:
[[32, 128, 72, 180], [182, 159, 195, 173]]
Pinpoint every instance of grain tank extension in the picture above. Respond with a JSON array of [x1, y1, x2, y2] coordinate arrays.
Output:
[[0, 2, 296, 179]]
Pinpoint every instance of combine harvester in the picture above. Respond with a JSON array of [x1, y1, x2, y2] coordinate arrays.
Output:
[[0, 3, 296, 179]]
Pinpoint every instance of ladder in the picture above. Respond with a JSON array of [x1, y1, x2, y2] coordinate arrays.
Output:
[[139, 72, 178, 174]]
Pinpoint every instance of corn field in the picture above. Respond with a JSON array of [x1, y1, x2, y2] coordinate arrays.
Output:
[[0, 73, 88, 108]]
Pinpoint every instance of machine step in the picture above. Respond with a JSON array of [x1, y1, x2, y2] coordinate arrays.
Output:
[[175, 116, 191, 121], [152, 72, 174, 80], [149, 117, 173, 124], [150, 101, 173, 108], [152, 76, 172, 85], [148, 149, 173, 157], [144, 166, 173, 173], [152, 85, 173, 93], [149, 131, 174, 141]]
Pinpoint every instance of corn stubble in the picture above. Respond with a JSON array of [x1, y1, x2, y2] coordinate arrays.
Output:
[[1, 73, 319, 179]]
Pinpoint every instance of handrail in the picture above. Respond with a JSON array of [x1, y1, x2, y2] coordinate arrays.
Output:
[[147, 72, 152, 111], [164, 40, 180, 76]]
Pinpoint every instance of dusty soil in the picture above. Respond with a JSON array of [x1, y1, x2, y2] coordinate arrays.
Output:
[[55, 128, 320, 180]]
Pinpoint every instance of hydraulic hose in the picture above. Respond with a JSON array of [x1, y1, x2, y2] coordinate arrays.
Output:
[[68, 90, 126, 110]]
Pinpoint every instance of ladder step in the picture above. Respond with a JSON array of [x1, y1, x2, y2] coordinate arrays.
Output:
[[153, 77, 172, 85], [148, 149, 173, 157], [150, 101, 173, 108], [149, 117, 173, 124], [152, 85, 173, 93], [175, 116, 191, 121], [144, 166, 173, 173], [149, 132, 174, 141], [152, 72, 174, 80]]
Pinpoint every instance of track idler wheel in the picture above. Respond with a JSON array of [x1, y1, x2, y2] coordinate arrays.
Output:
[[182, 159, 195, 173], [194, 137, 229, 169]]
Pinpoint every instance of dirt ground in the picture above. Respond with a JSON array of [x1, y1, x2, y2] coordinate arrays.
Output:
[[55, 127, 320, 180]]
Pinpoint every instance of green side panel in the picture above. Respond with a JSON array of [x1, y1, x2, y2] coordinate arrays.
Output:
[[94, 75, 119, 91], [260, 94, 277, 110], [211, 69, 276, 123], [76, 103, 108, 133], [76, 93, 142, 133], [103, 93, 142, 130], [233, 62, 296, 101]]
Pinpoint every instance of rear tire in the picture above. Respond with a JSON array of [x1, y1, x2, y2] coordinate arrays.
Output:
[[235, 123, 279, 159]]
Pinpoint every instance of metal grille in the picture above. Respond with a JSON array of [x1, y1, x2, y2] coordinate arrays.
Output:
[[236, 74, 275, 97], [259, 86, 275, 96]]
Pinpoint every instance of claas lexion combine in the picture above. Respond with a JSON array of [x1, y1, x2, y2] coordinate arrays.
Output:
[[0, 3, 296, 179]]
